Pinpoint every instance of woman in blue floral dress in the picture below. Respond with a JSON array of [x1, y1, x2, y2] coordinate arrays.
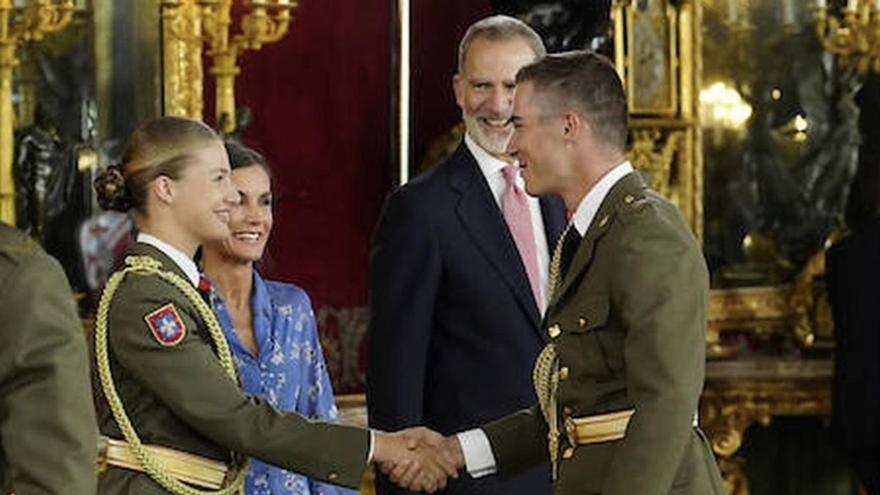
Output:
[[201, 142, 357, 495]]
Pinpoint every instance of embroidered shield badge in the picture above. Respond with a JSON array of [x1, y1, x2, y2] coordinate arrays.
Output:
[[144, 303, 187, 346]]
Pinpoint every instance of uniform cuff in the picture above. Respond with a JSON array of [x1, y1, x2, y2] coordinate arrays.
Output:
[[457, 429, 497, 478]]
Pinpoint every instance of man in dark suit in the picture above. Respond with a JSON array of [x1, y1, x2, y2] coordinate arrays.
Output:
[[368, 15, 565, 495], [826, 221, 880, 495], [407, 50, 723, 495]]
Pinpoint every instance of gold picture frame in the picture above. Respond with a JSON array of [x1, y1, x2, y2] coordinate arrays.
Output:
[[616, 0, 679, 117]]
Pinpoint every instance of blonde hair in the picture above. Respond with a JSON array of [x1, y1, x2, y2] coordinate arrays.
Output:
[[95, 117, 220, 214]]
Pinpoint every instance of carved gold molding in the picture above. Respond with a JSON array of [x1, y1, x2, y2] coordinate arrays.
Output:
[[160, 0, 297, 128], [614, 0, 703, 238], [707, 240, 836, 355], [161, 0, 203, 119], [701, 360, 833, 495]]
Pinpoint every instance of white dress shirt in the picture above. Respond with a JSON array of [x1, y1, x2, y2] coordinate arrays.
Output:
[[570, 161, 634, 236], [136, 233, 200, 286], [465, 133, 551, 314], [457, 160, 634, 478]]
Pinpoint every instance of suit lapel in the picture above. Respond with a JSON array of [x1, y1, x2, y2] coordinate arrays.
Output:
[[549, 172, 647, 312], [448, 144, 542, 327]]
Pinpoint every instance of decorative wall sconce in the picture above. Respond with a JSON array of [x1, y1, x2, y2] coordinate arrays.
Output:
[[162, 0, 297, 132]]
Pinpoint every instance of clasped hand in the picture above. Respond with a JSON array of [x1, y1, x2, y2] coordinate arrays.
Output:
[[372, 427, 465, 493]]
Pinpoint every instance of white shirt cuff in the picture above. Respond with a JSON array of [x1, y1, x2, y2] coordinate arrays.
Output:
[[367, 429, 375, 463], [456, 429, 497, 478]]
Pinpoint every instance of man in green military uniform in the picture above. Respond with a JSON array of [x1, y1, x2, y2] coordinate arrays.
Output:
[[394, 51, 725, 494], [0, 222, 97, 495]]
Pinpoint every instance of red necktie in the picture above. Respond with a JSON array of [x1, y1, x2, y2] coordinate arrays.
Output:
[[198, 275, 212, 305]]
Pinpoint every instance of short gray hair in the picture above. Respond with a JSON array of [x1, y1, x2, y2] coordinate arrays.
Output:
[[458, 15, 546, 71]]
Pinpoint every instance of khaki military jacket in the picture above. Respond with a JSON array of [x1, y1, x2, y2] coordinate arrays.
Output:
[[95, 243, 368, 494], [484, 173, 724, 495], [0, 223, 97, 495]]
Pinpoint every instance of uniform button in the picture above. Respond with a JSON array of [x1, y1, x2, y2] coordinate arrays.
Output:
[[624, 194, 635, 204], [559, 366, 570, 381], [578, 317, 588, 328], [562, 447, 574, 459], [328, 472, 338, 481], [562, 406, 573, 416], [548, 324, 561, 339], [599, 215, 609, 227]]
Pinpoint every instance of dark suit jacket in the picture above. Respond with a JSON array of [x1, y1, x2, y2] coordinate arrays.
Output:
[[826, 221, 880, 453], [483, 173, 723, 495], [368, 143, 566, 495]]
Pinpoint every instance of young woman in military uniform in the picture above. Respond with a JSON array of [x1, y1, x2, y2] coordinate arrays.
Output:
[[92, 117, 453, 495]]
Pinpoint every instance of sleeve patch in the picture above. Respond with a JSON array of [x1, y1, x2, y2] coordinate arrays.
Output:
[[144, 303, 187, 346]]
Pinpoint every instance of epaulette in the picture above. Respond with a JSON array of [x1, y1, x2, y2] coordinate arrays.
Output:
[[615, 191, 650, 216]]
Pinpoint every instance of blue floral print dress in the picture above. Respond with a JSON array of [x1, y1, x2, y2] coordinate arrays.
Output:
[[209, 272, 357, 495]]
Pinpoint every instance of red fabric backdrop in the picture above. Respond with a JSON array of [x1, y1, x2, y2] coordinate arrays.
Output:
[[412, 2, 492, 163], [206, 1, 490, 393]]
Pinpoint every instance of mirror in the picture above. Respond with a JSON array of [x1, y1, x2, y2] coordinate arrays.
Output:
[[700, 0, 859, 288]]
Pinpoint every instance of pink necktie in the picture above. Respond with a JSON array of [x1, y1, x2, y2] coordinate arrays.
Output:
[[501, 165, 543, 310]]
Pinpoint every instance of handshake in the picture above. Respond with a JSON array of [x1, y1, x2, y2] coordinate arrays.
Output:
[[372, 427, 466, 493]]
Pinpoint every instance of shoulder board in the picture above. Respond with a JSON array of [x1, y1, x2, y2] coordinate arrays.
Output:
[[615, 192, 650, 216]]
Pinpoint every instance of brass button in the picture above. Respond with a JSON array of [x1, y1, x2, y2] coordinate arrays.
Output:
[[562, 447, 574, 459], [599, 215, 609, 227], [562, 406, 573, 416], [559, 366, 570, 381], [548, 324, 561, 339], [578, 317, 588, 328], [328, 472, 338, 481], [624, 194, 635, 204]]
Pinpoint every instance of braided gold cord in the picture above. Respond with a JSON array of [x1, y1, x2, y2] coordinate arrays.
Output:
[[532, 222, 572, 480], [95, 255, 249, 495], [532, 343, 560, 480]]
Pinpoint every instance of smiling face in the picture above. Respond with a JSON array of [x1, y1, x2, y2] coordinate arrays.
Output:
[[170, 141, 239, 245], [453, 37, 538, 158], [507, 81, 571, 197], [216, 164, 273, 264]]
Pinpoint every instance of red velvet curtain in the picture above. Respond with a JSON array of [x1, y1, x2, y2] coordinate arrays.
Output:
[[208, 0, 490, 393]]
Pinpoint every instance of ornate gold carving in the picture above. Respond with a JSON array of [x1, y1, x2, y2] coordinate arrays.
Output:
[[613, 0, 702, 238], [708, 234, 840, 355], [628, 128, 684, 202], [790, 243, 837, 349], [203, 0, 297, 132], [160, 0, 296, 129], [815, 1, 880, 75], [0, 0, 74, 225], [161, 0, 203, 119], [701, 360, 832, 495]]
